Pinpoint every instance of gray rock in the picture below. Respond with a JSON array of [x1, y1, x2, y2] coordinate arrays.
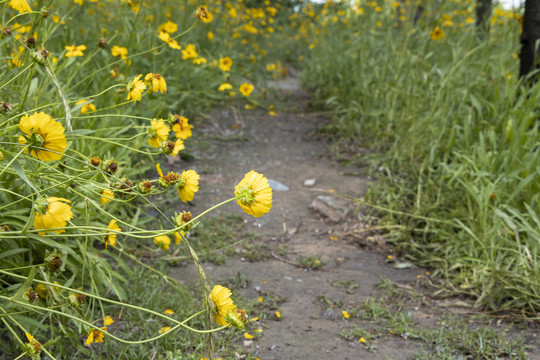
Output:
[[268, 179, 290, 191]]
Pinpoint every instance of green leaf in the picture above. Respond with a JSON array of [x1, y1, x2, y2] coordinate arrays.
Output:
[[10, 267, 35, 300], [26, 233, 75, 255], [0, 248, 29, 259], [10, 158, 39, 195]]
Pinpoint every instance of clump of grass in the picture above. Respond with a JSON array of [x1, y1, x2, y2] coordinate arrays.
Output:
[[331, 279, 360, 294], [299, 254, 325, 270], [301, 0, 539, 313]]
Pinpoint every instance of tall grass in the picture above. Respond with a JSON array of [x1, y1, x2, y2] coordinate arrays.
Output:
[[301, 0, 539, 313]]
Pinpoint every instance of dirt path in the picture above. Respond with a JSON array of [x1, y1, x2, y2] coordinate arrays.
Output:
[[167, 77, 539, 359]]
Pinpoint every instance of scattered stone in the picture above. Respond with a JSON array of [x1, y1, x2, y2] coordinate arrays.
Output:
[[308, 195, 352, 223], [394, 262, 413, 269], [308, 199, 342, 223], [303, 178, 316, 187], [268, 179, 290, 191], [322, 309, 336, 320]]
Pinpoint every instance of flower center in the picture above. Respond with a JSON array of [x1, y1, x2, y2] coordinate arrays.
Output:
[[236, 185, 255, 205]]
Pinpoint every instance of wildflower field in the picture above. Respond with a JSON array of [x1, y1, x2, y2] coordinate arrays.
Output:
[[0, 0, 538, 359]]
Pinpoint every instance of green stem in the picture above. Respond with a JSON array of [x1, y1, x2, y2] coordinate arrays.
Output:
[[0, 295, 224, 343], [112, 246, 182, 286], [18, 63, 35, 111], [0, 62, 33, 91]]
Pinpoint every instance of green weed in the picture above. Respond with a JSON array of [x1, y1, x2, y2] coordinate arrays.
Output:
[[299, 254, 325, 270], [301, 0, 539, 313]]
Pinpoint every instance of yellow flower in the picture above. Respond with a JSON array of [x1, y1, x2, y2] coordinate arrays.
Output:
[[174, 231, 183, 244], [158, 31, 181, 50], [18, 112, 67, 161], [162, 139, 185, 157], [24, 332, 41, 356], [234, 171, 272, 217], [202, 11, 213, 23], [100, 189, 114, 206], [85, 327, 106, 346], [148, 119, 170, 148], [218, 83, 233, 91], [209, 285, 236, 326], [182, 44, 198, 60], [275, 311, 281, 318], [163, 309, 175, 315], [111, 45, 128, 59], [104, 316, 114, 326], [266, 63, 276, 71], [158, 326, 171, 334], [144, 73, 167, 94], [65, 44, 86, 58], [172, 116, 193, 140], [358, 337, 366, 343], [176, 170, 199, 202], [126, 74, 147, 102], [158, 21, 178, 34], [154, 235, 171, 250], [207, 31, 214, 40], [76, 99, 96, 114], [196, 6, 211, 22], [342, 310, 350, 319], [74, 0, 83, 4], [430, 27, 444, 41], [9, 0, 31, 13], [35, 283, 47, 298], [105, 219, 121, 249], [219, 57, 233, 72], [193, 57, 207, 65], [34, 197, 73, 236], [244, 332, 254, 339], [239, 83, 254, 97]]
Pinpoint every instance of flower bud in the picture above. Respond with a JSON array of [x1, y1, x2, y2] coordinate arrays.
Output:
[[98, 38, 108, 48], [23, 288, 39, 303], [101, 159, 119, 174], [2, 27, 12, 38], [89, 155, 101, 168], [0, 101, 13, 114], [137, 180, 153, 194], [224, 309, 247, 330], [68, 292, 86, 308], [44, 251, 64, 275], [174, 211, 193, 231], [26, 36, 36, 48]]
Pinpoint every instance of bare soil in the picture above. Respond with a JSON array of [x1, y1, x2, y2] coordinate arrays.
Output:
[[167, 77, 540, 360]]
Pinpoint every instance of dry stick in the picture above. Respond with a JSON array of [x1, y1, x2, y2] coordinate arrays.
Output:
[[271, 252, 302, 268]]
